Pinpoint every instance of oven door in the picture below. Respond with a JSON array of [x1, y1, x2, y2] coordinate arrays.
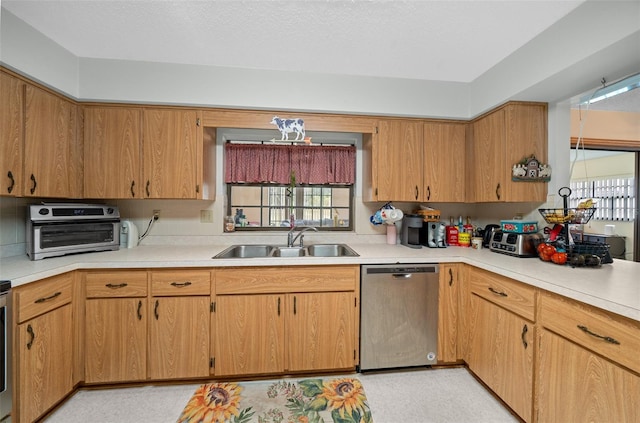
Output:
[[30, 219, 120, 260]]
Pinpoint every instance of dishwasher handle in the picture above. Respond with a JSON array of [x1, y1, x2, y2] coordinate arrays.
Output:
[[392, 273, 413, 279]]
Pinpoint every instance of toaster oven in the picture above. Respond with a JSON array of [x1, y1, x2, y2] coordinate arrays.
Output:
[[489, 230, 543, 258], [27, 203, 120, 260]]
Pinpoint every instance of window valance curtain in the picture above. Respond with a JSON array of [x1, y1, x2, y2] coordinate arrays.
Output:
[[225, 143, 356, 185]]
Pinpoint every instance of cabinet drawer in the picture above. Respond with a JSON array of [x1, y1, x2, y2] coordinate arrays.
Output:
[[469, 267, 536, 321], [15, 272, 73, 323], [540, 292, 640, 374], [215, 265, 359, 294], [85, 271, 148, 298], [150, 270, 211, 296]]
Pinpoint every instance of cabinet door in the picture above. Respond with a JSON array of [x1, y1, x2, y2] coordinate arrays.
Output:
[[375, 119, 423, 201], [467, 294, 534, 422], [143, 108, 202, 199], [17, 304, 73, 423], [437, 264, 459, 363], [0, 72, 23, 196], [84, 107, 142, 198], [85, 298, 147, 383], [215, 294, 284, 376], [468, 109, 505, 202], [24, 85, 78, 198], [149, 296, 210, 379], [423, 122, 466, 202], [503, 103, 547, 202], [287, 292, 355, 372], [538, 329, 640, 423]]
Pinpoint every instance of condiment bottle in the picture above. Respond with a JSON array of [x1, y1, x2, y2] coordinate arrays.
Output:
[[463, 216, 474, 234], [446, 216, 459, 246]]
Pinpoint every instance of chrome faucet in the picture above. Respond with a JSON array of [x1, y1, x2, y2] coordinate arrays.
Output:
[[287, 226, 318, 247]]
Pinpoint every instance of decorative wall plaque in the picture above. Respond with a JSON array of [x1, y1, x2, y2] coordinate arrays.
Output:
[[512, 154, 551, 182]]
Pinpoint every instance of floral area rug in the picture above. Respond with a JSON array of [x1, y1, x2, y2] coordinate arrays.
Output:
[[177, 376, 373, 423]]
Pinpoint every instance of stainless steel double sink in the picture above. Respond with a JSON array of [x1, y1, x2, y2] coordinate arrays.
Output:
[[213, 243, 358, 259]]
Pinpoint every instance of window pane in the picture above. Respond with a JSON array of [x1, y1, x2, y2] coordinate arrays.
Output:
[[228, 183, 353, 230]]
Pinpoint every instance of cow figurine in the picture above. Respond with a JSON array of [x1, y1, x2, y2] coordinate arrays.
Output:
[[271, 116, 305, 141], [538, 164, 552, 178], [512, 164, 526, 178]]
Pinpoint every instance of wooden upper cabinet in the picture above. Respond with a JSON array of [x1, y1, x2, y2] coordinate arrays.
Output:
[[374, 119, 423, 201], [143, 108, 203, 199], [467, 102, 547, 202], [84, 107, 142, 198], [0, 71, 24, 197], [423, 122, 466, 202], [24, 84, 81, 198]]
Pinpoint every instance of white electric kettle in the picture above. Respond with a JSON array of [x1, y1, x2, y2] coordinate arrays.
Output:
[[120, 220, 139, 248]]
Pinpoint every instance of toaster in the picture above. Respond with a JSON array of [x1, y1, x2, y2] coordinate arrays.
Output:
[[489, 230, 543, 258]]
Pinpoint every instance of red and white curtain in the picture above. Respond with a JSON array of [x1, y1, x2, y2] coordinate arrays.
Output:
[[224, 143, 355, 185]]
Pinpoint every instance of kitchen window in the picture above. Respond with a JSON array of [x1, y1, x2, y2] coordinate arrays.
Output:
[[570, 177, 636, 221], [224, 141, 356, 231]]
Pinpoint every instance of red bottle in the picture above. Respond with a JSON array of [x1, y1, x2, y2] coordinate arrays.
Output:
[[446, 217, 459, 246]]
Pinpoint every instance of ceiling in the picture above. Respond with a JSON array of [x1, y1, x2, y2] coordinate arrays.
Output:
[[2, 0, 585, 83]]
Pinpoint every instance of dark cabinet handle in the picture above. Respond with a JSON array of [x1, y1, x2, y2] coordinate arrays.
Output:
[[105, 283, 128, 289], [145, 180, 150, 197], [130, 180, 135, 197], [577, 325, 620, 345], [27, 324, 35, 350], [35, 291, 61, 303], [415, 185, 419, 200], [137, 300, 143, 321], [154, 300, 159, 320], [488, 287, 508, 297], [448, 268, 454, 286], [427, 186, 431, 201], [521, 324, 528, 349], [30, 174, 37, 194], [495, 183, 501, 200], [7, 171, 15, 194], [277, 297, 281, 316], [170, 281, 192, 288], [293, 296, 297, 315]]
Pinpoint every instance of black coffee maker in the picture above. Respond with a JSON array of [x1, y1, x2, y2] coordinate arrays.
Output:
[[401, 215, 423, 248]]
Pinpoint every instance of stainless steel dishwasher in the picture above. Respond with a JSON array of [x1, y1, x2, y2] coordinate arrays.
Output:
[[360, 264, 439, 371]]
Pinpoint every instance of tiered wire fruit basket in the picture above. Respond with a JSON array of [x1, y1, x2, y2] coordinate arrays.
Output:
[[538, 187, 612, 266]]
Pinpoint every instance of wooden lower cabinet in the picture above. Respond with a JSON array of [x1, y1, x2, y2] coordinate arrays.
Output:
[[149, 296, 210, 379], [213, 265, 359, 377], [537, 292, 640, 422], [16, 304, 73, 423], [215, 292, 355, 376], [466, 266, 535, 422], [467, 295, 534, 422], [215, 294, 284, 376], [537, 329, 640, 422], [287, 292, 355, 372], [437, 263, 460, 363], [85, 298, 147, 383]]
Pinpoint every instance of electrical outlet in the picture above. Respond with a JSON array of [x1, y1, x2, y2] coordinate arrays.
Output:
[[153, 210, 161, 220], [200, 210, 214, 223]]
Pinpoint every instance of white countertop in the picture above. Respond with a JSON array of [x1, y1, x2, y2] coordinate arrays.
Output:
[[1, 243, 638, 322]]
